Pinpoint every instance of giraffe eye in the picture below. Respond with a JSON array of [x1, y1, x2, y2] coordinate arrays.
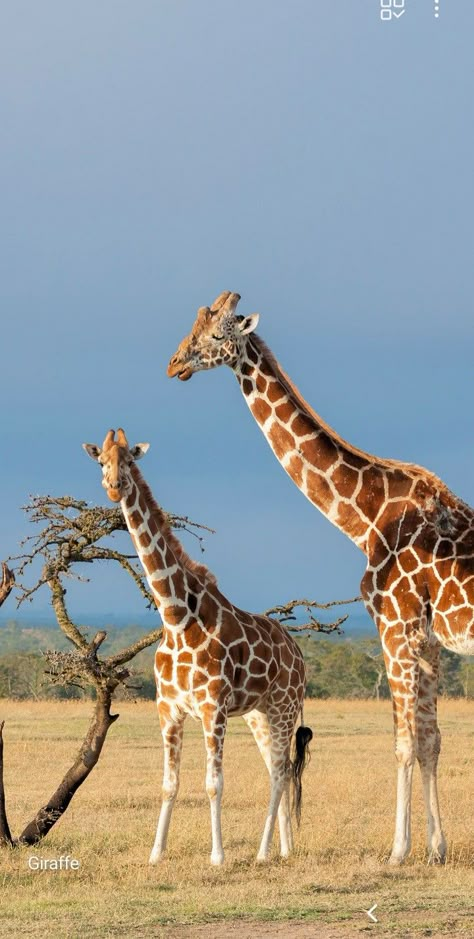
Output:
[[212, 333, 224, 341]]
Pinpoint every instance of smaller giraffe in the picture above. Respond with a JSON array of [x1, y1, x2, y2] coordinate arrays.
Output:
[[84, 429, 312, 865]]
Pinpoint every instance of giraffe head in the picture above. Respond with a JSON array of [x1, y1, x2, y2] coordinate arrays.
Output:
[[167, 291, 260, 381], [83, 428, 150, 502]]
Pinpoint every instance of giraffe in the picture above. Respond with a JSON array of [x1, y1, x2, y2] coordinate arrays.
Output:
[[168, 291, 474, 865], [83, 428, 312, 865]]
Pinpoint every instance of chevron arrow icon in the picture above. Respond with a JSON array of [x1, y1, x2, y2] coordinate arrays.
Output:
[[365, 903, 378, 923]]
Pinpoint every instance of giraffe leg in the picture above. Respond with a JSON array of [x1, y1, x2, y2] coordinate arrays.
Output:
[[201, 706, 227, 865], [379, 633, 420, 865], [255, 707, 294, 863], [243, 709, 293, 858], [417, 641, 447, 863], [149, 706, 185, 864]]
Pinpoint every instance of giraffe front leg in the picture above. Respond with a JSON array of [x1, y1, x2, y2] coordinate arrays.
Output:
[[390, 736, 415, 865], [417, 641, 446, 864], [149, 706, 185, 865], [202, 706, 227, 866], [380, 633, 420, 866]]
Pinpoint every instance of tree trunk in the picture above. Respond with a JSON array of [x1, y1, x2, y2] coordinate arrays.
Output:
[[0, 722, 13, 846], [1, 688, 119, 847], [0, 563, 14, 609]]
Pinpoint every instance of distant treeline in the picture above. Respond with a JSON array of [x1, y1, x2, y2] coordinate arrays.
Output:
[[1, 620, 474, 701]]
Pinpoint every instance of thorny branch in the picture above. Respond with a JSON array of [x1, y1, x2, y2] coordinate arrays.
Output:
[[9, 494, 215, 607], [264, 595, 363, 635]]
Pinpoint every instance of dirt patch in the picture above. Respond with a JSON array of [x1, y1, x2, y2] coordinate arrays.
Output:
[[159, 915, 474, 939], [165, 925, 358, 939], [162, 908, 474, 939]]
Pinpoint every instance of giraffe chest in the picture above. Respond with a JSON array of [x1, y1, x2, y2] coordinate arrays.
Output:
[[429, 571, 474, 655], [422, 537, 474, 653], [437, 634, 474, 655]]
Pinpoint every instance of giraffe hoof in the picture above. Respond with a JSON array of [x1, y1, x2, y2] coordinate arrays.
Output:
[[149, 850, 166, 865], [210, 852, 225, 866], [387, 854, 405, 866], [428, 850, 446, 865]]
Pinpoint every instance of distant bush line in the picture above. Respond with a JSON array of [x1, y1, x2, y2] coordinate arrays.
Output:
[[1, 621, 473, 701]]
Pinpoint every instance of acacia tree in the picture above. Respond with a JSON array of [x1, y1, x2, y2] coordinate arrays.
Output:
[[0, 494, 358, 849]]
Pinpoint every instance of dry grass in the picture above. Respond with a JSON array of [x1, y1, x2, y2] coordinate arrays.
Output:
[[1, 698, 474, 938]]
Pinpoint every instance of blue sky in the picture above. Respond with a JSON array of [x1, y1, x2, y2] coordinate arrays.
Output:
[[1, 1, 473, 623]]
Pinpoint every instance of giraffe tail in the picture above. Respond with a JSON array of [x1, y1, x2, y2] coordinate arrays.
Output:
[[292, 718, 313, 827]]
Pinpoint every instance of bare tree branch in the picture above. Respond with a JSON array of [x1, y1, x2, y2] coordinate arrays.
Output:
[[46, 573, 90, 652], [264, 595, 362, 635], [106, 629, 163, 668], [286, 613, 349, 634]]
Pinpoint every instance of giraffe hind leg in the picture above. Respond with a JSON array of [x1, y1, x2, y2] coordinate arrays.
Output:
[[247, 704, 301, 862], [417, 641, 447, 864], [243, 709, 293, 858]]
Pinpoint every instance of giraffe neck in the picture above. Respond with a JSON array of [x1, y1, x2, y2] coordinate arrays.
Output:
[[121, 464, 210, 631], [234, 334, 396, 551]]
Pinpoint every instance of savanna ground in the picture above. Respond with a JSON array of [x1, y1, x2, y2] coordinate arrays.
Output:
[[1, 699, 474, 939]]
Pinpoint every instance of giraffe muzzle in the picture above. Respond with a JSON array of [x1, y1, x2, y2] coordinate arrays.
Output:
[[108, 487, 122, 502], [167, 358, 193, 381]]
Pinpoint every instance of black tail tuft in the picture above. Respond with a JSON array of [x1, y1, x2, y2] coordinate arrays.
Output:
[[292, 725, 313, 827]]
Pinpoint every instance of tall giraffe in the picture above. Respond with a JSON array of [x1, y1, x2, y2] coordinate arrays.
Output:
[[168, 291, 474, 865], [84, 428, 312, 865]]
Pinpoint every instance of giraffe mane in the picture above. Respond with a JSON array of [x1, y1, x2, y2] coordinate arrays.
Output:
[[249, 333, 456, 500], [131, 465, 217, 587]]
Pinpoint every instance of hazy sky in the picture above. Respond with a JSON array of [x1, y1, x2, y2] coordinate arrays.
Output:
[[1, 1, 473, 622]]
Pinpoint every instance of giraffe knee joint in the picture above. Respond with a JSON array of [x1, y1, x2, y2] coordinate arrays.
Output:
[[395, 743, 416, 768], [162, 781, 178, 802], [206, 771, 223, 802], [206, 779, 223, 801]]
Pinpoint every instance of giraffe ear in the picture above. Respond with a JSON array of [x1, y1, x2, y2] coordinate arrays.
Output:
[[237, 313, 259, 335], [130, 443, 150, 461], [83, 443, 101, 461]]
